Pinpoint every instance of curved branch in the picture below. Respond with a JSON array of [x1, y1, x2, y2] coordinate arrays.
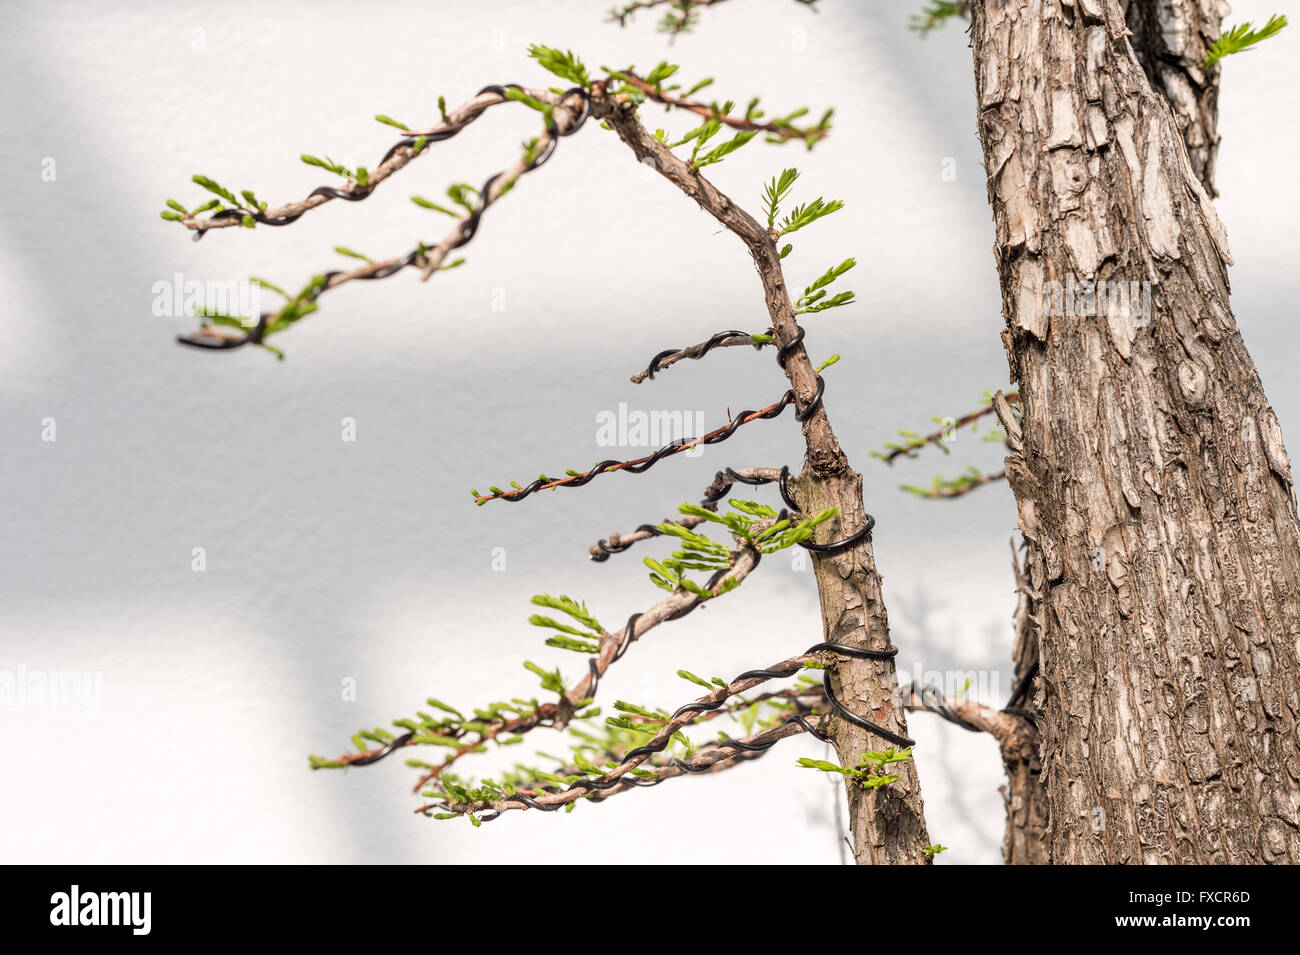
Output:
[[178, 86, 560, 236], [422, 650, 826, 818], [475, 397, 798, 504], [588, 466, 781, 561], [423, 714, 815, 817], [323, 544, 764, 788], [630, 328, 769, 383], [903, 468, 1007, 500], [877, 392, 1018, 463], [180, 88, 590, 351], [614, 71, 829, 143]]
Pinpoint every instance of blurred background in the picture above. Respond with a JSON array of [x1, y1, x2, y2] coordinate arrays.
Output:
[[1, 0, 1296, 864]]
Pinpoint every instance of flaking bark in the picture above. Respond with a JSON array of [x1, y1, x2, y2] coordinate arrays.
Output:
[[970, 0, 1300, 863], [1124, 0, 1225, 195]]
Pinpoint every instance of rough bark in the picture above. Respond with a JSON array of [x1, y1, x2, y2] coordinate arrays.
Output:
[[994, 0, 1226, 866], [1124, 0, 1225, 195], [590, 87, 931, 864], [1001, 533, 1050, 864], [970, 0, 1300, 863], [788, 467, 932, 865]]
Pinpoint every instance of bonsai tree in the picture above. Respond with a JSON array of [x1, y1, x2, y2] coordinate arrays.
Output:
[[161, 2, 1298, 865]]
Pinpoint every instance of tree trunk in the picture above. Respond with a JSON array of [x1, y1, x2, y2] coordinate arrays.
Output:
[[1124, 0, 1224, 195], [789, 467, 933, 865], [970, 0, 1300, 863], [1000, 534, 1050, 863], [993, 0, 1227, 865]]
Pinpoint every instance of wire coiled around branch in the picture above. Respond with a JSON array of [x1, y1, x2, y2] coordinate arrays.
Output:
[[178, 86, 590, 351], [589, 466, 774, 562], [582, 562, 741, 702], [470, 709, 820, 820], [639, 329, 767, 381], [191, 84, 580, 236], [589, 463, 873, 561], [900, 683, 983, 733], [1001, 660, 1039, 725], [481, 394, 802, 504], [451, 638, 912, 822]]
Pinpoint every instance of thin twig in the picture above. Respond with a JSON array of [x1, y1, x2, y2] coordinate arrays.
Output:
[[616, 72, 829, 143], [879, 393, 1018, 463], [421, 650, 824, 817], [178, 87, 544, 235], [329, 545, 763, 790]]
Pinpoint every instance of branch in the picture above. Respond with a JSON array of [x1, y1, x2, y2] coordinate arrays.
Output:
[[608, 0, 820, 40], [608, 0, 732, 36], [590, 83, 843, 473], [873, 392, 1018, 463], [589, 466, 781, 561], [179, 88, 590, 352], [589, 78, 931, 862], [613, 71, 830, 143], [174, 86, 554, 236], [420, 648, 828, 819], [630, 328, 770, 383], [909, 1, 969, 35], [317, 542, 763, 788], [901, 467, 1006, 499], [431, 714, 817, 819], [473, 397, 800, 504], [421, 631, 914, 821]]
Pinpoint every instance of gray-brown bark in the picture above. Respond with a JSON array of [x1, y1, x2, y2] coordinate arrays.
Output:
[[787, 468, 931, 864], [1124, 0, 1225, 195], [1001, 533, 1050, 864], [970, 0, 1300, 863], [993, 0, 1226, 865]]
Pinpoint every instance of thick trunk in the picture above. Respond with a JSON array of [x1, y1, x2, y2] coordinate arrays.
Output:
[[992, 0, 1227, 865], [970, 0, 1300, 863], [993, 0, 1226, 866]]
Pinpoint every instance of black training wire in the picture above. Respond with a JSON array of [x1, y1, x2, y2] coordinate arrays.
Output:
[[590, 466, 770, 562], [902, 683, 983, 733], [192, 84, 581, 235], [590, 464, 874, 561], [178, 86, 590, 351], [644, 329, 768, 380], [494, 394, 804, 504], [582, 391, 904, 752], [583, 562, 737, 698], [349, 635, 911, 818], [320, 116, 909, 799], [588, 523, 665, 561], [348, 731, 415, 766], [810, 643, 915, 748], [468, 709, 815, 822], [1005, 660, 1038, 709]]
